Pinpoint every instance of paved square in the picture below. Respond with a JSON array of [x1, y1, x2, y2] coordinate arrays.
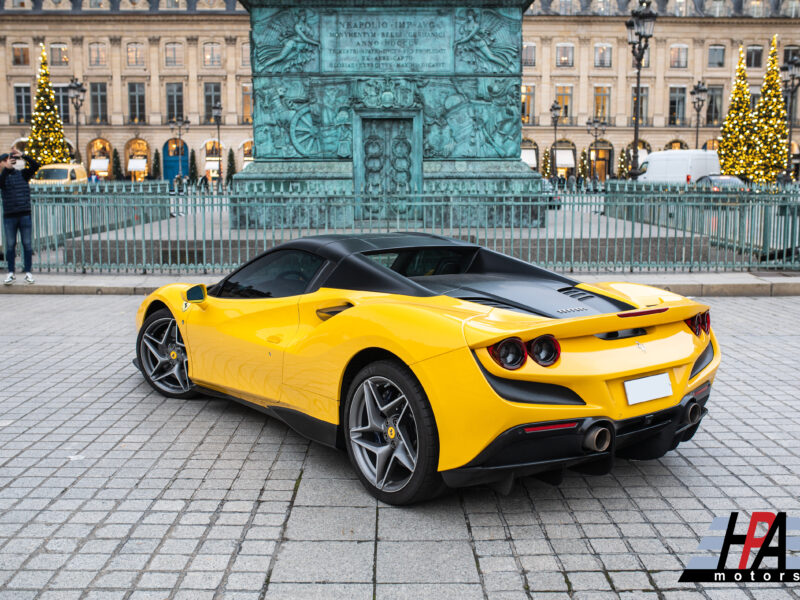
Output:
[[0, 295, 798, 599]]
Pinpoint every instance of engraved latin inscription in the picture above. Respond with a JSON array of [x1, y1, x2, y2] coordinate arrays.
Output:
[[321, 12, 453, 73]]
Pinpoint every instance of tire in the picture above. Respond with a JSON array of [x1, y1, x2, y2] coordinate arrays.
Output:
[[343, 360, 444, 505], [136, 308, 197, 399]]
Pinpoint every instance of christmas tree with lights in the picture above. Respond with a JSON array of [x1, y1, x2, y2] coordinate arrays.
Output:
[[26, 45, 70, 165], [718, 47, 754, 178], [541, 147, 552, 178], [578, 149, 590, 179], [617, 149, 630, 179], [751, 35, 788, 183]]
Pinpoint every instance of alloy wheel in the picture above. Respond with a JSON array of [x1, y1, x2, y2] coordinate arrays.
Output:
[[139, 316, 192, 395]]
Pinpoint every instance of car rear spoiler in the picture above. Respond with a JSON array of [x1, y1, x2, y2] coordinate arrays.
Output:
[[463, 300, 708, 348]]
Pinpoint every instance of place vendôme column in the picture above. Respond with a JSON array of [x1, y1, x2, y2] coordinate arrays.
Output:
[[236, 0, 541, 225]]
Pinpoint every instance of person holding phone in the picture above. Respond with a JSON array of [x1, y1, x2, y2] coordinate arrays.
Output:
[[0, 149, 41, 285]]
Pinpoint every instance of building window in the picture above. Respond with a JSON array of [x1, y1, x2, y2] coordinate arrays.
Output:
[[164, 42, 184, 67], [127, 43, 145, 67], [746, 46, 763, 68], [522, 43, 535, 67], [558, 0, 574, 13], [50, 43, 69, 67], [710, 0, 727, 14], [204, 82, 222, 124], [597, 0, 611, 14], [556, 44, 574, 67], [205, 140, 221, 159], [750, 88, 760, 111], [708, 45, 725, 68], [12, 44, 30, 66], [128, 82, 146, 124], [521, 84, 535, 124], [241, 43, 250, 67], [242, 82, 252, 124], [706, 85, 724, 126], [594, 44, 612, 68], [243, 140, 253, 161], [633, 47, 650, 68], [747, 0, 765, 15], [166, 82, 184, 121], [88, 43, 107, 67], [555, 85, 572, 122], [668, 87, 686, 125], [164, 0, 179, 7], [631, 86, 649, 124], [11, 0, 31, 6], [53, 86, 70, 124], [87, 82, 107, 124], [784, 46, 800, 64], [674, 0, 688, 15], [14, 85, 31, 123], [669, 45, 688, 68], [593, 86, 611, 120], [203, 42, 222, 68], [788, 0, 800, 16]]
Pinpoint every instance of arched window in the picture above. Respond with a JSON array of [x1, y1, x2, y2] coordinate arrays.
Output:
[[242, 140, 254, 162], [88, 138, 112, 179], [702, 139, 720, 150], [127, 43, 145, 67], [594, 44, 612, 68], [124, 138, 150, 181], [88, 42, 107, 67], [665, 139, 689, 150], [553, 139, 576, 176], [203, 42, 222, 68], [12, 43, 30, 66], [522, 43, 536, 67], [589, 140, 614, 181], [555, 44, 574, 68], [50, 43, 69, 67], [164, 42, 184, 67]]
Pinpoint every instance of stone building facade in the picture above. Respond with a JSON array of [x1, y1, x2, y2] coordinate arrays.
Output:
[[0, 0, 798, 181]]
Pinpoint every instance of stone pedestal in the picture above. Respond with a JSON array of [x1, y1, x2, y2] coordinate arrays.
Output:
[[237, 0, 539, 204]]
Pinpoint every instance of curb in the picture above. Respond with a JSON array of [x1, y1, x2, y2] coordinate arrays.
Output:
[[2, 281, 800, 296]]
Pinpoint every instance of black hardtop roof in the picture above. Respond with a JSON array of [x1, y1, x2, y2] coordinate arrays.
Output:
[[281, 232, 478, 260]]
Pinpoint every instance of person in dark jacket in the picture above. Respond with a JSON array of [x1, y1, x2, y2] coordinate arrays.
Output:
[[0, 150, 40, 284]]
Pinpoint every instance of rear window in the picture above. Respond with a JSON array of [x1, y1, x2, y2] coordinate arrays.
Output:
[[35, 168, 69, 180], [363, 247, 475, 277]]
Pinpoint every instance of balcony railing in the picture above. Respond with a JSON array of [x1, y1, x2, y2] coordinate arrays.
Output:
[[668, 117, 689, 127], [627, 117, 653, 126], [521, 116, 539, 126]]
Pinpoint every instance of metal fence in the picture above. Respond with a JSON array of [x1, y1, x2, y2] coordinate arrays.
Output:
[[0, 181, 796, 274]]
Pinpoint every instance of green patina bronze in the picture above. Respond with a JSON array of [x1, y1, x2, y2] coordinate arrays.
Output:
[[237, 0, 538, 199]]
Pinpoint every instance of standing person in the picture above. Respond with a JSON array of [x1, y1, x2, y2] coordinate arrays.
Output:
[[0, 150, 40, 285]]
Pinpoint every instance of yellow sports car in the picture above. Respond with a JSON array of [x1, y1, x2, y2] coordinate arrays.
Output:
[[135, 233, 720, 504]]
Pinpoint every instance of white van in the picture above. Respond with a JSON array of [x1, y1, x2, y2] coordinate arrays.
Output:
[[637, 150, 720, 184]]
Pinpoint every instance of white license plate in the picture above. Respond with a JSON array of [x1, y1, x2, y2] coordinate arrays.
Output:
[[624, 373, 672, 405]]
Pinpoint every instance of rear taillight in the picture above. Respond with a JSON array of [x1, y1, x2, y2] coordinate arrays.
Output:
[[685, 311, 710, 336], [529, 335, 561, 367], [488, 338, 527, 370]]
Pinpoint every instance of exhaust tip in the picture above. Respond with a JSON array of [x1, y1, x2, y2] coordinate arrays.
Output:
[[686, 402, 702, 426], [583, 426, 612, 453]]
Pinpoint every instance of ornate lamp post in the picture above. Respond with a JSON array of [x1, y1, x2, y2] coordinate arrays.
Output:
[[211, 102, 223, 191], [549, 100, 561, 178], [625, 0, 657, 178], [690, 81, 708, 149], [168, 116, 190, 180], [586, 117, 607, 181], [781, 57, 800, 178], [67, 77, 86, 164]]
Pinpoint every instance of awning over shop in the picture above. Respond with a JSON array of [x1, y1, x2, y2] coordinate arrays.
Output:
[[128, 158, 147, 172], [520, 149, 537, 168], [89, 158, 109, 172], [555, 149, 575, 168], [204, 161, 220, 172]]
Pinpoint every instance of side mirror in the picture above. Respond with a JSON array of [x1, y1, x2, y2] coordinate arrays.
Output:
[[69, 169, 77, 181], [185, 283, 207, 303]]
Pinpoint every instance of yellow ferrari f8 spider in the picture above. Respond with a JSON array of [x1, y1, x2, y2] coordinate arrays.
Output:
[[135, 233, 720, 504]]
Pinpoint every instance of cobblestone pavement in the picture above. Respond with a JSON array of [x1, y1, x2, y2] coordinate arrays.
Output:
[[0, 295, 798, 600]]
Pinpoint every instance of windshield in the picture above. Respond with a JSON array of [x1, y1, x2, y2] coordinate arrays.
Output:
[[35, 168, 69, 180]]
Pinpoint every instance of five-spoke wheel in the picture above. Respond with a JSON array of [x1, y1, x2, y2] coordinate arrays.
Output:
[[136, 308, 196, 399], [344, 360, 443, 505]]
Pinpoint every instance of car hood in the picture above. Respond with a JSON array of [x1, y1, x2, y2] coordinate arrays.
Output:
[[410, 274, 634, 319]]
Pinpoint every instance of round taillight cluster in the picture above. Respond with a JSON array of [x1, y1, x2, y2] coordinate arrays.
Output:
[[488, 335, 561, 370], [685, 311, 711, 336]]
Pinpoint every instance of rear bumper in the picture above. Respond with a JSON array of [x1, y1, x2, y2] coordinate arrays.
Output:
[[440, 383, 710, 488]]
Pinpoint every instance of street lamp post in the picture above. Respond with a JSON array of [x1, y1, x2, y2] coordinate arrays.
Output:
[[626, 0, 657, 178], [211, 102, 223, 191], [781, 57, 800, 178], [168, 116, 190, 182], [549, 100, 561, 178], [586, 117, 607, 181], [67, 77, 86, 165], [690, 81, 708, 149]]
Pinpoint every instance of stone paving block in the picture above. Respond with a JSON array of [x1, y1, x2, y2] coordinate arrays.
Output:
[[285, 506, 375, 541], [376, 541, 480, 584], [264, 583, 372, 599], [378, 501, 469, 541], [270, 541, 373, 583], [374, 583, 484, 600]]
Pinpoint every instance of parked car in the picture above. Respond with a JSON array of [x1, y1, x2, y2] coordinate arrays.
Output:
[[695, 174, 747, 192], [637, 150, 720, 184], [134, 233, 720, 504], [30, 163, 88, 185]]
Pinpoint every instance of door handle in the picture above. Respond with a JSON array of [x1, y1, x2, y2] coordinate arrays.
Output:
[[316, 303, 353, 321]]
